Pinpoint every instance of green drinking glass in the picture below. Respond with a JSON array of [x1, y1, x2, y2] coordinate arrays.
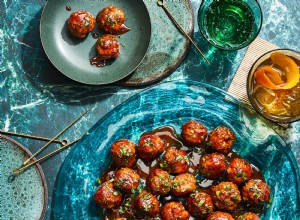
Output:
[[198, 0, 262, 50]]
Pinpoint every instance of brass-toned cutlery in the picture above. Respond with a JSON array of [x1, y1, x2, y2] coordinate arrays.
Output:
[[23, 109, 89, 166], [0, 130, 68, 146], [12, 138, 80, 176]]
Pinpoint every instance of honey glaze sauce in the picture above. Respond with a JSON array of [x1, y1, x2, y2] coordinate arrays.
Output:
[[99, 126, 266, 219], [66, 5, 71, 11], [90, 56, 106, 67]]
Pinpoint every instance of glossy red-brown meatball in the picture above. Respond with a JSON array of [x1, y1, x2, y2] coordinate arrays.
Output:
[[137, 135, 166, 162], [161, 201, 190, 220], [211, 182, 241, 211], [97, 5, 130, 35], [208, 126, 235, 154], [199, 153, 226, 179], [110, 139, 137, 167], [114, 168, 140, 193], [159, 147, 189, 174], [134, 191, 160, 217], [187, 191, 214, 218], [237, 212, 260, 220], [146, 168, 171, 195], [181, 120, 208, 145], [171, 173, 196, 197], [68, 11, 95, 38], [207, 211, 234, 220], [96, 34, 120, 60], [94, 181, 122, 209], [242, 179, 270, 204], [227, 158, 252, 185]]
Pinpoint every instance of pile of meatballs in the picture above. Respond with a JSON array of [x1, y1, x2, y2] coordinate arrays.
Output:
[[94, 120, 271, 220], [67, 5, 130, 63]]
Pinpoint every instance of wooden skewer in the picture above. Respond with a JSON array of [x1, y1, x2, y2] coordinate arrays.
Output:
[[0, 130, 68, 146], [13, 138, 80, 176], [23, 109, 89, 165], [157, 0, 211, 65]]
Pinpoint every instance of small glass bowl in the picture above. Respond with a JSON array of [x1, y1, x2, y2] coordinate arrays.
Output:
[[247, 49, 300, 124], [198, 0, 262, 50]]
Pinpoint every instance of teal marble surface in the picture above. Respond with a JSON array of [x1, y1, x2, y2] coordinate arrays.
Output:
[[0, 0, 300, 219]]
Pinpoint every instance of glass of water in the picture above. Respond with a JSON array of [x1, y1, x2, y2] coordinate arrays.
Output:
[[198, 0, 263, 50]]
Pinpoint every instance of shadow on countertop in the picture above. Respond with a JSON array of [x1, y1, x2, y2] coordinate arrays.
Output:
[[19, 9, 140, 106]]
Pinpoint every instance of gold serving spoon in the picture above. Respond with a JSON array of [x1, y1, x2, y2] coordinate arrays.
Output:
[[157, 0, 211, 65]]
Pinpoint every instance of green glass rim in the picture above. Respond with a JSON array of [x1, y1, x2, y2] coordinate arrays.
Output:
[[197, 0, 263, 51]]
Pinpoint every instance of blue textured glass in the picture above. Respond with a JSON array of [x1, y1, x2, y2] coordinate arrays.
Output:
[[53, 81, 300, 220]]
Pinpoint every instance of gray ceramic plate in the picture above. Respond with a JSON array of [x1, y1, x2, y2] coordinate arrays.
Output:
[[40, 0, 151, 85], [0, 135, 48, 220]]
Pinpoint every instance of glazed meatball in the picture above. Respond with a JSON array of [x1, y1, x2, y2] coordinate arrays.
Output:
[[211, 182, 241, 211], [96, 5, 130, 35], [94, 181, 122, 209], [110, 139, 137, 167], [208, 126, 235, 154], [242, 179, 270, 204], [161, 201, 190, 220], [137, 135, 166, 162], [146, 168, 171, 195], [68, 11, 95, 38], [171, 173, 196, 197], [207, 211, 234, 220], [237, 212, 260, 220], [181, 120, 208, 145], [187, 191, 214, 218], [227, 158, 252, 185], [134, 191, 160, 217], [159, 147, 189, 174], [96, 34, 120, 60], [114, 168, 140, 193], [199, 153, 226, 179]]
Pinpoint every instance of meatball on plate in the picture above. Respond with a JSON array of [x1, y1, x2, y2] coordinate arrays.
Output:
[[134, 191, 160, 217], [40, 1, 151, 84], [171, 173, 196, 197], [94, 181, 122, 209], [199, 153, 227, 179], [137, 135, 166, 161], [208, 126, 235, 154], [161, 202, 190, 220], [146, 168, 171, 195], [181, 120, 207, 145], [68, 11, 95, 38], [227, 158, 252, 185], [211, 182, 241, 211], [114, 168, 140, 193], [110, 139, 137, 168], [187, 191, 214, 218], [159, 147, 189, 174], [242, 179, 270, 204], [97, 5, 130, 35], [96, 34, 120, 60]]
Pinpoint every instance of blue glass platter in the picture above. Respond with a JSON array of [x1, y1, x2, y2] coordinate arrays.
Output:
[[53, 80, 300, 219]]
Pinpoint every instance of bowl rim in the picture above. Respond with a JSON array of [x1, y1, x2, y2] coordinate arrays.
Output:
[[246, 48, 300, 124], [197, 0, 263, 51], [0, 134, 48, 220]]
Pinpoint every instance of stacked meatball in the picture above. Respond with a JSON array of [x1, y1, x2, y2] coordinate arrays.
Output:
[[94, 120, 271, 220], [67, 5, 130, 62]]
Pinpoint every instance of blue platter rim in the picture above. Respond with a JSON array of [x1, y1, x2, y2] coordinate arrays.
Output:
[[53, 80, 300, 219]]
